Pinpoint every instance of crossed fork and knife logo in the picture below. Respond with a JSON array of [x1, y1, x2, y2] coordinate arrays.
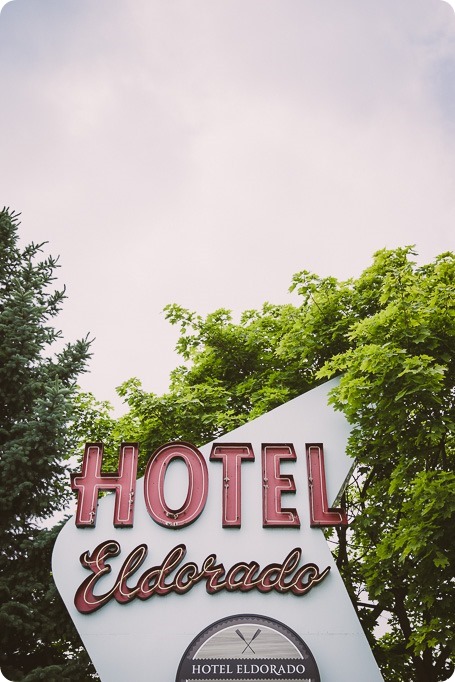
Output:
[[235, 628, 262, 654]]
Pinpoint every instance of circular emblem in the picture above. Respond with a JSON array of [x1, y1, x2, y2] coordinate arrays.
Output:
[[176, 614, 320, 681]]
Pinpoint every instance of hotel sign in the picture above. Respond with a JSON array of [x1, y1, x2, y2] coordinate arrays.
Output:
[[53, 378, 384, 681], [176, 614, 321, 681]]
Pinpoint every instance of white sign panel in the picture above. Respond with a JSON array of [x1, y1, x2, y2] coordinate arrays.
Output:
[[53, 379, 383, 681]]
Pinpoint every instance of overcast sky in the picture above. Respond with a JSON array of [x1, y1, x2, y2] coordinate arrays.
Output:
[[1, 0, 455, 414]]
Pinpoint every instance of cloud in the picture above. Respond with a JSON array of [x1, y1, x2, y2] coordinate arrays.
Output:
[[1, 0, 454, 404]]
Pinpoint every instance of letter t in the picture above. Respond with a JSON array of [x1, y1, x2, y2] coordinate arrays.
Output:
[[210, 443, 254, 527]]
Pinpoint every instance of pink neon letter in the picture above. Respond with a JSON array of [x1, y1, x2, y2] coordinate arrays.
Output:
[[210, 443, 255, 527], [306, 443, 348, 527], [144, 442, 208, 528], [262, 444, 300, 527], [71, 443, 138, 527]]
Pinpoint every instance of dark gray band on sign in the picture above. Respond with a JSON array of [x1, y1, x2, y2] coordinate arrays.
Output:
[[176, 614, 320, 682]]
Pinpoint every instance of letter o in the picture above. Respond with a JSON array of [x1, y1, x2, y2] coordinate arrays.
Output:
[[144, 442, 208, 528]]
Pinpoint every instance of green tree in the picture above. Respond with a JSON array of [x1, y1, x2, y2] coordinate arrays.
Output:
[[105, 247, 454, 681], [0, 209, 95, 681], [318, 250, 455, 681]]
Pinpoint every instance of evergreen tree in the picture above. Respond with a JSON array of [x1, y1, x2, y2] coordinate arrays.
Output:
[[0, 209, 95, 680]]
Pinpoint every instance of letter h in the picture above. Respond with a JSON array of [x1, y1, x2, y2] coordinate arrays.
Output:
[[71, 443, 139, 527]]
